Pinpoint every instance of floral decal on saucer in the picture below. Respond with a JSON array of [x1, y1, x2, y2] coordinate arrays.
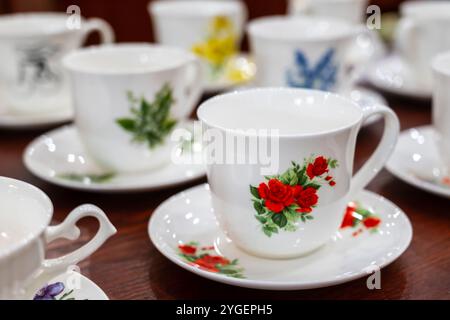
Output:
[[178, 242, 244, 278], [411, 171, 450, 189], [340, 202, 381, 236], [192, 16, 238, 80], [33, 282, 75, 300], [116, 83, 177, 149], [57, 172, 116, 184], [250, 155, 338, 237], [286, 48, 338, 91]]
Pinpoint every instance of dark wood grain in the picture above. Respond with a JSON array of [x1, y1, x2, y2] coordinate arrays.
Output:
[[1, 86, 449, 300]]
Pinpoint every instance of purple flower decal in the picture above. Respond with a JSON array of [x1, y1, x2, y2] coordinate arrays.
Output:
[[34, 282, 65, 300]]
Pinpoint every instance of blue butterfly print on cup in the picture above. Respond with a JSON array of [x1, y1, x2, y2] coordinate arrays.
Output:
[[286, 48, 338, 91]]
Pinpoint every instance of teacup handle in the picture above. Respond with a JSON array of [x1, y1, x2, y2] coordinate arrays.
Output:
[[26, 204, 116, 295], [349, 104, 399, 198], [82, 18, 115, 44], [183, 58, 203, 112]]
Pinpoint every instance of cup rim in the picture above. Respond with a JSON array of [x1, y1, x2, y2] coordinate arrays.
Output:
[[197, 87, 363, 138], [62, 42, 198, 76], [0, 12, 82, 39], [149, 0, 243, 17], [0, 177, 53, 260], [432, 51, 450, 78], [400, 0, 450, 17], [247, 15, 355, 43]]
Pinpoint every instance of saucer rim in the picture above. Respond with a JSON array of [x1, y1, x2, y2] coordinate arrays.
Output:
[[365, 54, 432, 99], [23, 122, 206, 193], [0, 105, 74, 129], [28, 271, 109, 300], [386, 125, 450, 198], [148, 183, 413, 290]]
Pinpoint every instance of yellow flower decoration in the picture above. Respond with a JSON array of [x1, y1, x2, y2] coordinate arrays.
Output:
[[192, 15, 238, 77]]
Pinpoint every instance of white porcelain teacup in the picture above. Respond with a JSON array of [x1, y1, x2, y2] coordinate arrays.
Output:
[[395, 1, 450, 88], [0, 176, 116, 299], [432, 52, 450, 170], [247, 16, 376, 93], [197, 88, 399, 258], [149, 0, 247, 83], [0, 13, 114, 114], [63, 43, 202, 173], [288, 0, 369, 24]]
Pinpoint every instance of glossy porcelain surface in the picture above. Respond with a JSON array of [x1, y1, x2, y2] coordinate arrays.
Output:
[[0, 177, 116, 299], [386, 126, 450, 198], [26, 270, 108, 300], [197, 88, 399, 258], [0, 101, 73, 129], [0, 13, 113, 115], [432, 52, 450, 169], [24, 121, 206, 193], [366, 54, 432, 99], [149, 184, 412, 290], [288, 0, 369, 24], [394, 1, 450, 87]]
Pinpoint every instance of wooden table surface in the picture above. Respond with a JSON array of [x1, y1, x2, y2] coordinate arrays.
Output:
[[1, 88, 449, 300]]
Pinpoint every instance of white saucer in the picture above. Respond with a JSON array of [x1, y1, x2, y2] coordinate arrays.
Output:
[[27, 270, 108, 300], [24, 121, 206, 193], [149, 184, 412, 290], [203, 54, 256, 94], [0, 105, 73, 129], [365, 54, 431, 99], [386, 125, 450, 198]]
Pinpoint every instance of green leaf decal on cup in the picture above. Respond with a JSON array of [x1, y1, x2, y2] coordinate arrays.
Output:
[[250, 155, 338, 237], [116, 84, 177, 149]]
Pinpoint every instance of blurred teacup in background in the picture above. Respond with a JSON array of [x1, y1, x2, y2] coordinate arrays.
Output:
[[247, 16, 376, 93], [63, 43, 202, 173], [288, 0, 369, 24], [149, 0, 247, 86], [395, 1, 450, 90], [0, 13, 114, 114], [432, 52, 450, 173], [0, 176, 116, 299]]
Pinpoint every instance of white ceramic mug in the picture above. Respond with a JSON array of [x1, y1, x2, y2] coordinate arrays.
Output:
[[432, 52, 450, 170], [149, 0, 247, 83], [63, 43, 202, 173], [247, 16, 376, 93], [0, 176, 116, 299], [0, 13, 114, 114], [395, 1, 450, 88], [197, 88, 399, 258], [288, 0, 369, 24]]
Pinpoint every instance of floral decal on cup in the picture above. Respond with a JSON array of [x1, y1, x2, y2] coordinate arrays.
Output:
[[250, 155, 338, 237], [116, 83, 177, 149], [192, 16, 238, 80], [33, 282, 75, 300], [178, 242, 244, 278], [286, 48, 338, 91], [340, 202, 381, 237]]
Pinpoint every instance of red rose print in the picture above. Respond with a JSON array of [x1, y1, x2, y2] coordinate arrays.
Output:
[[340, 203, 356, 228], [179, 242, 244, 278], [258, 179, 294, 213], [306, 156, 329, 179], [296, 187, 318, 210], [179, 244, 197, 255], [194, 255, 230, 272], [363, 217, 381, 228], [250, 155, 339, 236], [340, 203, 381, 236]]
